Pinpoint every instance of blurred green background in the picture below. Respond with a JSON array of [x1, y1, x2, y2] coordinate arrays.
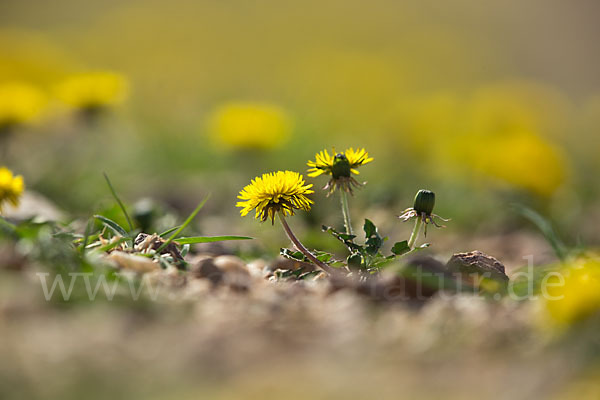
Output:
[[1, 0, 599, 262]]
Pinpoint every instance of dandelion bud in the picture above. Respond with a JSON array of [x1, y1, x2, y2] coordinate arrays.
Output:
[[413, 189, 435, 216], [331, 153, 352, 179], [346, 253, 363, 270]]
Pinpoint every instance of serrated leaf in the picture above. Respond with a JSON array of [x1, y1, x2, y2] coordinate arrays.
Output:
[[322, 225, 362, 252], [280, 248, 307, 261], [315, 251, 334, 263], [363, 219, 385, 255], [298, 270, 323, 280], [391, 240, 410, 256], [363, 219, 377, 238]]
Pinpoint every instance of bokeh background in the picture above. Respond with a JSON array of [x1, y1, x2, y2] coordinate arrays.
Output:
[[2, 0, 600, 267]]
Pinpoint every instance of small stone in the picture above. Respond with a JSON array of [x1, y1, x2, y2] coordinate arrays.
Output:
[[446, 251, 509, 283], [189, 255, 222, 285], [108, 251, 160, 273], [213, 255, 251, 291], [190, 255, 251, 291], [0, 243, 26, 271]]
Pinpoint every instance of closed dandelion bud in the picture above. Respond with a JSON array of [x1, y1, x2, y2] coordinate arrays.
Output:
[[413, 189, 435, 215], [346, 253, 363, 270], [331, 153, 352, 179]]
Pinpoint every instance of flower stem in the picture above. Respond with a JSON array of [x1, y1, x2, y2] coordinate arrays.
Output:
[[278, 213, 336, 275], [340, 190, 353, 236], [407, 218, 423, 249]]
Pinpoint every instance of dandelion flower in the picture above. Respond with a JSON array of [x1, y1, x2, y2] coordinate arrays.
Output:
[[0, 167, 24, 213], [307, 147, 373, 195], [545, 257, 600, 326], [237, 170, 334, 275], [55, 71, 129, 111], [208, 102, 292, 150], [0, 82, 47, 130], [237, 170, 314, 224]]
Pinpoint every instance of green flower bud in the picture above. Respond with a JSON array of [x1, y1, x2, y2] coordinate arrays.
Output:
[[413, 189, 435, 215], [346, 253, 363, 270], [331, 153, 351, 179]]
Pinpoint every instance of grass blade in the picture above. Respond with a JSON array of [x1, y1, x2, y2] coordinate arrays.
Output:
[[96, 236, 128, 252], [103, 172, 134, 232], [156, 195, 210, 254], [80, 217, 94, 255], [94, 215, 129, 238], [513, 204, 567, 261], [159, 225, 181, 237]]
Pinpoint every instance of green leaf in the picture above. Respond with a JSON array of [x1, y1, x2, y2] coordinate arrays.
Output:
[[322, 225, 362, 253], [280, 248, 307, 261], [94, 215, 129, 238], [363, 219, 377, 238], [0, 217, 16, 237], [364, 219, 384, 255], [314, 250, 334, 263], [391, 240, 410, 256], [180, 244, 190, 257], [174, 235, 252, 245]]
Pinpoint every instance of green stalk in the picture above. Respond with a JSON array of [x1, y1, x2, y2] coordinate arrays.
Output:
[[407, 218, 423, 249], [279, 213, 335, 275], [340, 190, 353, 236]]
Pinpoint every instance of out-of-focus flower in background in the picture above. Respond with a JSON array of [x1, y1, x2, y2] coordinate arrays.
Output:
[[544, 256, 600, 327], [391, 82, 569, 196], [0, 81, 47, 130], [208, 102, 292, 151], [54, 71, 129, 111], [462, 130, 567, 196], [0, 166, 24, 213]]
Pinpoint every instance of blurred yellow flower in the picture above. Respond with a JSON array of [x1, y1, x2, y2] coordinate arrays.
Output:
[[464, 131, 567, 196], [545, 257, 600, 326], [392, 86, 568, 196], [0, 81, 47, 129], [237, 171, 313, 223], [55, 71, 129, 110], [208, 102, 292, 150], [0, 167, 24, 212]]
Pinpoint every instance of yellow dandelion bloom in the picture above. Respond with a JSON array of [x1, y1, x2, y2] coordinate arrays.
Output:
[[544, 257, 600, 326], [208, 102, 292, 150], [0, 81, 47, 129], [0, 167, 24, 212], [55, 71, 129, 110], [237, 171, 314, 223], [465, 131, 567, 196], [307, 147, 373, 194]]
